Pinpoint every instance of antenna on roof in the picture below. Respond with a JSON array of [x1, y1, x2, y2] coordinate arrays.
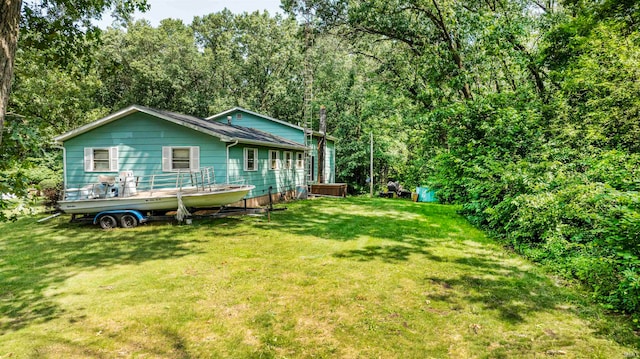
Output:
[[227, 115, 232, 125], [303, 0, 314, 184]]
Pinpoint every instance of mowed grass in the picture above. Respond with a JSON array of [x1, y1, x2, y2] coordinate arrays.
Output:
[[0, 197, 638, 358]]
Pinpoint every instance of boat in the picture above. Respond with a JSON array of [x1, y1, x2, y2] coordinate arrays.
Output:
[[57, 167, 255, 215]]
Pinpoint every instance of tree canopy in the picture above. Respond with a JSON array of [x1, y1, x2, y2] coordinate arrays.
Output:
[[1, 0, 640, 321]]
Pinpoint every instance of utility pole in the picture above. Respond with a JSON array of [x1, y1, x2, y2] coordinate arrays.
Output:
[[303, 1, 314, 184], [318, 106, 326, 184], [370, 132, 373, 197]]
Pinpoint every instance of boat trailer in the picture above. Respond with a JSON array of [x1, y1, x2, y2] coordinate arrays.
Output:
[[68, 205, 284, 229], [52, 185, 285, 229]]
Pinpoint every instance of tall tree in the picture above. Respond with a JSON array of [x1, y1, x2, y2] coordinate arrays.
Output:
[[192, 10, 304, 119], [0, 0, 148, 146], [95, 19, 208, 115], [0, 0, 22, 147]]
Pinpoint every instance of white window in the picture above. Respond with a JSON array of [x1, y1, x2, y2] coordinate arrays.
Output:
[[283, 151, 293, 169], [269, 150, 280, 170], [84, 147, 118, 172], [162, 146, 200, 171], [296, 152, 304, 169], [244, 148, 258, 171]]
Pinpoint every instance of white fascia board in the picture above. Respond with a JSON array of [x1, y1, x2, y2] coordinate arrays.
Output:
[[54, 105, 139, 142], [229, 137, 307, 151], [53, 105, 226, 143], [207, 107, 305, 131]]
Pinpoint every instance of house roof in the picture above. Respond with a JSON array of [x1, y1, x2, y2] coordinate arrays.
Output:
[[53, 105, 307, 150], [207, 107, 304, 131], [208, 107, 338, 141]]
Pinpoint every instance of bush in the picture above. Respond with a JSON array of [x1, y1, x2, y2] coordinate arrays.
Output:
[[490, 179, 640, 315], [424, 93, 640, 319], [39, 178, 62, 209]]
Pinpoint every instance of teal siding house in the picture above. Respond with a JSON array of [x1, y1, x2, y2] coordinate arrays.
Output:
[[207, 107, 337, 184], [54, 105, 337, 205]]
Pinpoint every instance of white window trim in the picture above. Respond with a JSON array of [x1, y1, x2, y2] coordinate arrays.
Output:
[[84, 147, 118, 172], [283, 151, 293, 169], [295, 152, 304, 169], [162, 146, 200, 172], [269, 150, 280, 170], [244, 148, 258, 172]]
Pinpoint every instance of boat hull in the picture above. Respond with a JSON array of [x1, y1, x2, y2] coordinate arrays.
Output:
[[58, 185, 255, 214]]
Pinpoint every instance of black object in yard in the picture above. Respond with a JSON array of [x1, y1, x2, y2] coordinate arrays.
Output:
[[379, 191, 394, 198], [381, 181, 412, 199], [398, 190, 412, 199]]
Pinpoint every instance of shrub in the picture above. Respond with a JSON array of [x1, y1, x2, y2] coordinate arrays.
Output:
[[39, 178, 62, 209], [424, 94, 640, 318], [500, 181, 640, 314]]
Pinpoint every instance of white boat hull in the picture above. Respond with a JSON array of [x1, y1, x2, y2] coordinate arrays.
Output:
[[58, 185, 255, 214]]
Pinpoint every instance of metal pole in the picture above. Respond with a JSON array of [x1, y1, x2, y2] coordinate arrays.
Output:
[[370, 132, 373, 197]]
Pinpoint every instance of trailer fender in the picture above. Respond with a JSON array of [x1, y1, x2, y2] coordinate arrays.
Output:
[[93, 210, 147, 225]]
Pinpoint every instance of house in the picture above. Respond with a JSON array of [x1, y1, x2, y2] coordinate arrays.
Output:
[[53, 105, 337, 206], [206, 107, 337, 184]]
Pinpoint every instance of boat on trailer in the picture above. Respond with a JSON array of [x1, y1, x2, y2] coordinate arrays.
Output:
[[57, 167, 255, 227]]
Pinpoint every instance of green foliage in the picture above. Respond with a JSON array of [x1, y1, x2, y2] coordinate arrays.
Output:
[[1, 0, 147, 218], [19, 0, 149, 67], [426, 97, 640, 314], [94, 19, 207, 115], [0, 168, 28, 221], [4, 0, 639, 321], [547, 22, 640, 152], [509, 183, 640, 313], [360, 0, 638, 319], [1, 198, 638, 355]]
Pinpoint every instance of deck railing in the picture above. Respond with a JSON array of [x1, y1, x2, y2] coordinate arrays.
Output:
[[63, 167, 247, 201], [137, 167, 217, 195]]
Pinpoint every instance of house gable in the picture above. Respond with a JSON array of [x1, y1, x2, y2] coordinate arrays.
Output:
[[55, 105, 229, 143], [208, 108, 305, 144], [63, 111, 228, 189]]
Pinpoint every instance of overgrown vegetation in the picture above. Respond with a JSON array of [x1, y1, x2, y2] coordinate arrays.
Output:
[[1, 0, 639, 323], [282, 0, 640, 320], [1, 198, 638, 357]]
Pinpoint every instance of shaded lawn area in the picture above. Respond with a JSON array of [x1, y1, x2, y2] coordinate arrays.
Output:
[[0, 197, 638, 358]]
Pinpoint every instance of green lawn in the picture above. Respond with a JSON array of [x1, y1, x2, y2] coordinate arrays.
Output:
[[0, 197, 638, 358]]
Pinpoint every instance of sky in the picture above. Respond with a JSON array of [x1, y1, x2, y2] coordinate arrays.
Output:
[[96, 0, 284, 28]]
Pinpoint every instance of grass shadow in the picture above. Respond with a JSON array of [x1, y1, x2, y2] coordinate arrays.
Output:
[[259, 197, 467, 263], [0, 215, 209, 334], [332, 241, 445, 263], [266, 197, 640, 347]]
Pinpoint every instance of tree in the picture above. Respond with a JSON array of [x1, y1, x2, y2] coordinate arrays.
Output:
[[0, 0, 22, 147], [0, 0, 149, 146], [95, 19, 208, 115], [192, 10, 304, 119]]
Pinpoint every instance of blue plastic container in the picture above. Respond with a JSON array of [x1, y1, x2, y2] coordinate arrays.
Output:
[[416, 187, 438, 202]]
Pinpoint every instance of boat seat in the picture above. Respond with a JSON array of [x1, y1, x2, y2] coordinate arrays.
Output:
[[97, 175, 116, 185]]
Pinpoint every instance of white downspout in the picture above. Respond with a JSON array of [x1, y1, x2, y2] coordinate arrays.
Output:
[[226, 140, 239, 183]]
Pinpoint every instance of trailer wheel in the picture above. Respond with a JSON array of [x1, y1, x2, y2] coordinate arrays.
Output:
[[120, 214, 138, 228], [98, 214, 118, 229]]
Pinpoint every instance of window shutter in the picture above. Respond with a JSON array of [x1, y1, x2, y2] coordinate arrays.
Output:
[[109, 147, 119, 172], [190, 146, 200, 171], [162, 146, 172, 171], [243, 148, 250, 171], [252, 149, 258, 171], [84, 148, 93, 171]]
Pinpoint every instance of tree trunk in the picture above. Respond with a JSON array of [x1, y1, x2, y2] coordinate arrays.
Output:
[[0, 0, 22, 146]]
